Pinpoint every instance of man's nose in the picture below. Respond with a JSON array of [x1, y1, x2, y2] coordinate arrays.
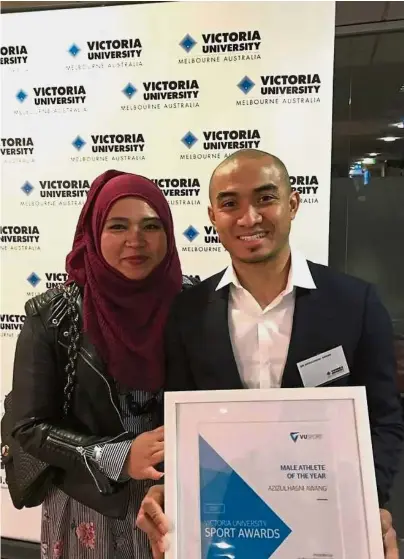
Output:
[[237, 205, 263, 228]]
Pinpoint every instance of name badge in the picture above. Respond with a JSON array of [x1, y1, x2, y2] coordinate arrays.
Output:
[[297, 346, 350, 387]]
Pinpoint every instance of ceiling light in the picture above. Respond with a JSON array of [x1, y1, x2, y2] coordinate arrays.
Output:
[[378, 136, 401, 142], [362, 157, 376, 165], [390, 121, 404, 129], [368, 152, 380, 156]]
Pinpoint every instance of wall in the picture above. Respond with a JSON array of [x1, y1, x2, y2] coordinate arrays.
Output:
[[1, 0, 336, 546]]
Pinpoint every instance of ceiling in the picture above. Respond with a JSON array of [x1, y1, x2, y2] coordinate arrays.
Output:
[[333, 27, 404, 167], [0, 0, 159, 11], [1, 0, 404, 20], [2, 0, 404, 169], [335, 1, 404, 25]]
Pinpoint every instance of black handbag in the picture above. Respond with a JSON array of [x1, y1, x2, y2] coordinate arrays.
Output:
[[1, 286, 80, 509]]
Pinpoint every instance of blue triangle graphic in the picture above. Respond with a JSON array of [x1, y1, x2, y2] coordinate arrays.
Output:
[[199, 435, 291, 558]]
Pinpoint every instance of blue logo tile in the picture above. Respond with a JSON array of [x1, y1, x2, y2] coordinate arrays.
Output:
[[238, 76, 255, 95], [122, 83, 137, 99], [180, 34, 197, 53], [72, 136, 86, 151], [21, 181, 34, 195], [27, 272, 41, 287], [183, 225, 199, 242], [68, 44, 80, 57], [182, 131, 198, 149], [16, 89, 28, 103]]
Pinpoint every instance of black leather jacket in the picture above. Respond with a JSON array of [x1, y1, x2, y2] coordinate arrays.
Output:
[[11, 280, 196, 519]]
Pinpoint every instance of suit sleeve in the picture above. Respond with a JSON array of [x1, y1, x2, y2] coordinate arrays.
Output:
[[353, 284, 404, 507], [164, 300, 196, 392]]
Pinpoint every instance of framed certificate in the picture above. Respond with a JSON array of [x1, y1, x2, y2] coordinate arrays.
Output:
[[165, 387, 384, 559]]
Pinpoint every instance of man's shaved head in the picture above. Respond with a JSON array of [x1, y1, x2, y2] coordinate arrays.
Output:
[[209, 149, 291, 202], [207, 148, 299, 265]]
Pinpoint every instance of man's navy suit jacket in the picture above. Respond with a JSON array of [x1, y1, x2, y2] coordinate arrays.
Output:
[[164, 261, 404, 507]]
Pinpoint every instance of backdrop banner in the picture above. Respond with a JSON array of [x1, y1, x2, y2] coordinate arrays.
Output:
[[0, 0, 336, 542]]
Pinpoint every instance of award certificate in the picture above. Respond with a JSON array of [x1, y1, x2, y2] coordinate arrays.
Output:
[[165, 387, 384, 559]]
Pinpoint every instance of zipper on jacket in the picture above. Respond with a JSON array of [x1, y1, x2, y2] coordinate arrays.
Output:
[[79, 351, 125, 431], [76, 432, 132, 493], [47, 434, 103, 493], [76, 446, 102, 493], [58, 340, 125, 430], [48, 433, 77, 451]]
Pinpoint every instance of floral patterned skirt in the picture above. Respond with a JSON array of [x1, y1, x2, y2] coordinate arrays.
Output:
[[41, 480, 153, 559]]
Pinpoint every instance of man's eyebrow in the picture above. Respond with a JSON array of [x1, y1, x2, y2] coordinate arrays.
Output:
[[216, 190, 237, 201], [216, 183, 278, 201], [253, 183, 279, 193]]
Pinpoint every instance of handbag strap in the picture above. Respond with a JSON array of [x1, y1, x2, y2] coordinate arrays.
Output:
[[61, 285, 80, 417]]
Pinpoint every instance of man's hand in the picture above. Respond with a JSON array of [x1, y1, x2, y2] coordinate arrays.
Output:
[[136, 484, 170, 559], [381, 508, 399, 559], [136, 491, 401, 559], [124, 427, 164, 481]]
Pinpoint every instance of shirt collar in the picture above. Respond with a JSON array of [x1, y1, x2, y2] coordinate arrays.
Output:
[[215, 248, 316, 292]]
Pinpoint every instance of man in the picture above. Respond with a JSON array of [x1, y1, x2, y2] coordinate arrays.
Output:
[[138, 149, 403, 557]]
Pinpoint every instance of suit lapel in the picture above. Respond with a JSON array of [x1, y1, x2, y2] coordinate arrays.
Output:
[[282, 288, 310, 387], [282, 286, 332, 388], [205, 284, 243, 390]]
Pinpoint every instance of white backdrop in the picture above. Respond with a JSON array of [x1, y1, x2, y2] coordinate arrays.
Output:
[[1, 0, 335, 543]]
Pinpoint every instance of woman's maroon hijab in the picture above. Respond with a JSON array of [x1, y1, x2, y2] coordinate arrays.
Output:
[[65, 170, 182, 391]]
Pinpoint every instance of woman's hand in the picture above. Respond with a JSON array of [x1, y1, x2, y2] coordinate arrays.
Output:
[[124, 426, 164, 480]]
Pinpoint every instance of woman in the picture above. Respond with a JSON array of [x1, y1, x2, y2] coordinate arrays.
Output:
[[11, 170, 194, 558]]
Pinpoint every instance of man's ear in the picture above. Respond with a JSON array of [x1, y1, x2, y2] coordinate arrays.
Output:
[[289, 190, 300, 221], [208, 205, 216, 227]]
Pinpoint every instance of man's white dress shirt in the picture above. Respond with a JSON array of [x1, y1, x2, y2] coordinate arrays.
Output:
[[216, 249, 316, 389]]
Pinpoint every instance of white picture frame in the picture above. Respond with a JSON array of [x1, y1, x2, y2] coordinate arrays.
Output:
[[165, 386, 383, 559]]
